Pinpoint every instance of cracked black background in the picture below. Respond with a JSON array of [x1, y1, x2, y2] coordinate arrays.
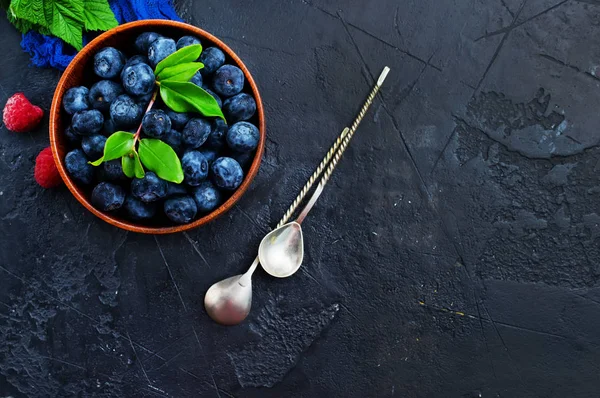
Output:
[[2, 0, 600, 397]]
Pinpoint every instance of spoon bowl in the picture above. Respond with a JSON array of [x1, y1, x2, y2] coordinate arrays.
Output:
[[204, 275, 252, 325], [258, 222, 304, 278]]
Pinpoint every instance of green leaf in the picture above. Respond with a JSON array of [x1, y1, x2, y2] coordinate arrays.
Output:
[[46, 0, 85, 50], [82, 0, 118, 31], [10, 0, 47, 27], [11, 0, 84, 50], [138, 138, 183, 183], [157, 62, 204, 83], [154, 44, 202, 76], [132, 151, 145, 178], [6, 12, 35, 33], [159, 81, 225, 121], [121, 153, 135, 178], [90, 131, 135, 166]]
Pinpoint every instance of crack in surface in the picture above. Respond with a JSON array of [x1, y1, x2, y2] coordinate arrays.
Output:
[[476, 0, 568, 41], [538, 53, 600, 83], [155, 236, 187, 312]]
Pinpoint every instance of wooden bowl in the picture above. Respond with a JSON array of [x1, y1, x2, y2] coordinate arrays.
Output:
[[50, 20, 265, 234]]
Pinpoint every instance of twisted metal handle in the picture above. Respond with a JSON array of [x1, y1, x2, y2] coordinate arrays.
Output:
[[275, 127, 350, 228], [277, 66, 390, 227], [295, 67, 390, 224]]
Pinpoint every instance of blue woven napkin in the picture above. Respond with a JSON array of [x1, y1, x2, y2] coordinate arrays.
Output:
[[20, 0, 182, 70]]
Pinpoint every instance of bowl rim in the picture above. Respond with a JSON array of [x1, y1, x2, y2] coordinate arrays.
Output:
[[50, 19, 266, 234]]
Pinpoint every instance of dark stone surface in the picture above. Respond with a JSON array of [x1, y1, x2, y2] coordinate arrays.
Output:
[[2, 0, 600, 396]]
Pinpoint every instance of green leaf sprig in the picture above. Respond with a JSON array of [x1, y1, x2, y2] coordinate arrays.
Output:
[[154, 44, 226, 121], [88, 44, 228, 184], [6, 0, 118, 50]]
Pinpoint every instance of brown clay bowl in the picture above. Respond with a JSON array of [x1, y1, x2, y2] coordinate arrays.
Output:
[[50, 20, 265, 234]]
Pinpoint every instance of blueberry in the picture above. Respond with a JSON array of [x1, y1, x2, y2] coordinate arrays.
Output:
[[120, 55, 150, 80], [190, 71, 203, 87], [192, 181, 221, 212], [166, 110, 190, 130], [102, 159, 127, 181], [227, 122, 259, 152], [72, 110, 104, 135], [81, 135, 106, 160], [65, 149, 94, 185], [164, 196, 197, 224], [131, 172, 168, 202], [211, 157, 243, 190], [94, 47, 126, 79], [110, 95, 143, 128], [163, 129, 182, 154], [64, 125, 80, 145], [199, 148, 218, 164], [182, 118, 211, 148], [203, 88, 222, 108], [89, 80, 123, 112], [199, 47, 225, 76], [212, 65, 244, 97], [148, 37, 176, 68], [176, 36, 201, 50], [206, 118, 228, 148], [63, 86, 90, 115], [122, 63, 155, 96], [166, 181, 188, 197], [223, 93, 256, 123], [135, 32, 162, 54], [123, 196, 157, 220], [91, 182, 125, 211], [142, 109, 171, 139], [102, 118, 116, 136], [231, 151, 254, 169], [181, 151, 209, 186]]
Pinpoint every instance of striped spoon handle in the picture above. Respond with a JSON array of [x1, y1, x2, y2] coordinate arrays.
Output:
[[295, 66, 390, 224]]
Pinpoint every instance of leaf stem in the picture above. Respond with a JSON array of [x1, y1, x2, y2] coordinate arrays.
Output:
[[133, 87, 159, 142]]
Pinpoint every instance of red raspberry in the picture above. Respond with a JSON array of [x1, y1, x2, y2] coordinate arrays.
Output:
[[2, 93, 44, 133], [34, 147, 62, 189]]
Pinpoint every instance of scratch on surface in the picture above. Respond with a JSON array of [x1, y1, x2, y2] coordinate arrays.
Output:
[[178, 367, 237, 398], [183, 232, 212, 269], [430, 127, 457, 175], [339, 302, 360, 321], [538, 53, 600, 82], [472, 292, 497, 380], [306, 1, 440, 71], [475, 0, 568, 41], [192, 326, 221, 398], [337, 10, 432, 200], [126, 330, 152, 385], [155, 236, 187, 312], [300, 267, 325, 289], [500, 0, 516, 18], [235, 205, 269, 234]]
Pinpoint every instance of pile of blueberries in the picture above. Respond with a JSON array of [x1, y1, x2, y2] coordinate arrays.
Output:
[[62, 31, 259, 225]]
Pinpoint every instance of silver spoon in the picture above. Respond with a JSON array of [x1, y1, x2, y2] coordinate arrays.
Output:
[[204, 67, 390, 325]]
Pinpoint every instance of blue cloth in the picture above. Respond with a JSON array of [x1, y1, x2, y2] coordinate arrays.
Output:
[[20, 0, 182, 70]]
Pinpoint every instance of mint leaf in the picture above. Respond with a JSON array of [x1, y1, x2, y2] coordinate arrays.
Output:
[[138, 138, 183, 183], [157, 62, 204, 83], [154, 44, 202, 76], [160, 81, 225, 121], [90, 131, 135, 166], [82, 0, 117, 31], [46, 0, 85, 50]]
